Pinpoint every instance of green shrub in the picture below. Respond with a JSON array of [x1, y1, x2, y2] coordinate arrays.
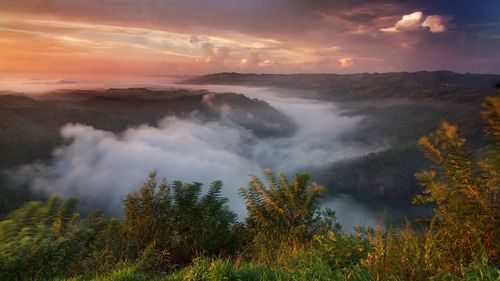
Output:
[[240, 170, 338, 263], [124, 173, 239, 268]]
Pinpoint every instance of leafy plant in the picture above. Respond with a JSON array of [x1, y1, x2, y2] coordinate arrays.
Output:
[[240, 169, 338, 263], [124, 172, 239, 269]]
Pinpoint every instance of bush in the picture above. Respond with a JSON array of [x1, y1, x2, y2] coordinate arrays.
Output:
[[240, 170, 338, 263], [124, 172, 239, 269]]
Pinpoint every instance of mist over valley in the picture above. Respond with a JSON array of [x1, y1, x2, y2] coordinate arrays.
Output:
[[1, 1, 499, 279], [2, 72, 497, 229]]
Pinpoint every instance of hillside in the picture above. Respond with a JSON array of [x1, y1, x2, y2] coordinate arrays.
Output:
[[184, 71, 500, 102], [184, 72, 499, 205], [0, 89, 293, 170], [0, 89, 295, 215]]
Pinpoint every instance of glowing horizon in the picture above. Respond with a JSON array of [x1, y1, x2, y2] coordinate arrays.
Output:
[[1, 0, 499, 79]]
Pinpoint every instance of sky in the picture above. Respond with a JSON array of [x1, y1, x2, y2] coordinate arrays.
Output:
[[1, 0, 500, 78]]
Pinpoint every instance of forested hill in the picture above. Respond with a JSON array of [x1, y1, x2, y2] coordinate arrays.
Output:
[[186, 71, 499, 206], [0, 89, 294, 170], [184, 71, 500, 102]]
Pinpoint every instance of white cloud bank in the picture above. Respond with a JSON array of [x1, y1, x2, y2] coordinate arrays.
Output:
[[9, 86, 386, 227], [381, 11, 450, 33]]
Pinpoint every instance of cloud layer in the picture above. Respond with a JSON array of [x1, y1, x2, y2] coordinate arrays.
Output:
[[380, 11, 450, 33], [0, 0, 499, 75], [8, 87, 384, 221]]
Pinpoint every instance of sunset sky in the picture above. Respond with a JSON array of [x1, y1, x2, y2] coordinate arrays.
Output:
[[1, 0, 500, 78]]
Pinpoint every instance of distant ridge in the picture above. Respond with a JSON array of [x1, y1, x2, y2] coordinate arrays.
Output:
[[184, 71, 500, 102]]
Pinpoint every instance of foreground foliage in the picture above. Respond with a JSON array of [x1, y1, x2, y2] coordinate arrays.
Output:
[[240, 170, 338, 263], [0, 97, 498, 280], [364, 97, 499, 280], [124, 174, 240, 268]]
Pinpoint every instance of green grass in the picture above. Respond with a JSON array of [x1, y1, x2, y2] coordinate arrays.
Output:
[[55, 260, 498, 281]]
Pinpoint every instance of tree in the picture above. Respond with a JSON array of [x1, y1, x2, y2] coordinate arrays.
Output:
[[414, 96, 499, 269], [124, 172, 172, 257], [123, 172, 238, 267], [240, 169, 337, 261], [0, 197, 99, 280]]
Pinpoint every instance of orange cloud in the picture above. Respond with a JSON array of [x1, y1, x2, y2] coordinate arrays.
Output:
[[422, 15, 449, 33], [338, 57, 354, 69], [0, 1, 498, 77], [200, 43, 230, 64], [0, 15, 290, 76], [380, 11, 450, 33]]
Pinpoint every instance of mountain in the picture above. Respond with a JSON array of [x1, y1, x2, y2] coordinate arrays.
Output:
[[184, 71, 500, 102], [0, 89, 294, 170], [185, 71, 500, 205]]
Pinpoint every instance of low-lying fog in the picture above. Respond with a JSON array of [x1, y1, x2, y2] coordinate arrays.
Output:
[[8, 78, 389, 230]]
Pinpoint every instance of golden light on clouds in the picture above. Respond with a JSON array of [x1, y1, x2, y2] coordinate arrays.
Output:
[[0, 0, 498, 77], [380, 11, 450, 33], [0, 15, 299, 76], [338, 57, 354, 69]]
